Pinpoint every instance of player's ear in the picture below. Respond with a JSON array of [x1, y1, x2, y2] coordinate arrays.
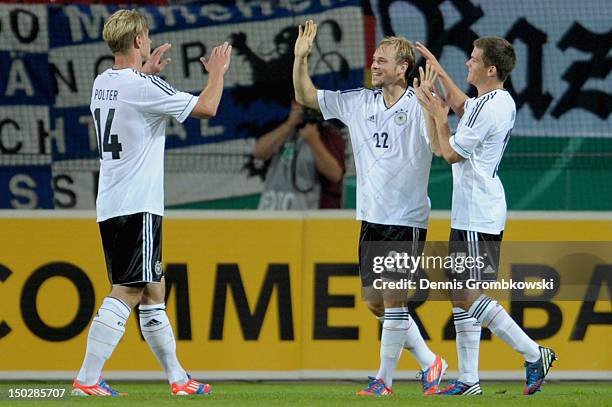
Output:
[[399, 61, 409, 77], [134, 33, 142, 50], [488, 65, 497, 78]]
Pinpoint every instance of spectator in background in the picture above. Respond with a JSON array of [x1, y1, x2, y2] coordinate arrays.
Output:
[[255, 101, 345, 209]]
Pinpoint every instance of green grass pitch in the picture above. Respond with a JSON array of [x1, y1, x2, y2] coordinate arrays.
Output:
[[0, 381, 610, 406]]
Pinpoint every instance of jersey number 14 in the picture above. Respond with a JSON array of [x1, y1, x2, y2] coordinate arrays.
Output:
[[94, 108, 123, 160]]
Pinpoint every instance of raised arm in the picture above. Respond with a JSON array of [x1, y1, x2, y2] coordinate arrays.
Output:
[[293, 20, 319, 110], [191, 42, 232, 119], [416, 42, 468, 118]]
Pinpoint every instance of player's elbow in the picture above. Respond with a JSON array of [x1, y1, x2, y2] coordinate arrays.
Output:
[[326, 168, 344, 184], [293, 86, 303, 103], [295, 88, 319, 110], [199, 106, 217, 119], [450, 103, 466, 119], [442, 150, 463, 164], [191, 100, 218, 119], [294, 91, 311, 108]]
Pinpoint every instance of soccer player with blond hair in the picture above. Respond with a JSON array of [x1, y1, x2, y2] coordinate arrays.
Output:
[[294, 20, 447, 396], [72, 9, 232, 396]]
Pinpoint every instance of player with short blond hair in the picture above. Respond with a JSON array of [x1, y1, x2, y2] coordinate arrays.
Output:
[[72, 9, 232, 397], [377, 36, 416, 77], [102, 9, 149, 54], [294, 20, 446, 396]]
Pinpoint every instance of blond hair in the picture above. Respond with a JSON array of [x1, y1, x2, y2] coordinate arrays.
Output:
[[378, 36, 416, 72], [102, 9, 148, 54]]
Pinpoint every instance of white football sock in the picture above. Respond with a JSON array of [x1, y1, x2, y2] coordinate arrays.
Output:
[[403, 314, 436, 371], [469, 295, 540, 363], [139, 304, 188, 384], [77, 297, 130, 385], [453, 307, 481, 385], [377, 311, 435, 371], [376, 308, 409, 388]]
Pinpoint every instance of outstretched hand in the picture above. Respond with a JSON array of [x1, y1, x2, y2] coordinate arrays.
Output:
[[414, 64, 449, 121], [415, 42, 447, 79], [200, 42, 232, 76], [294, 20, 317, 59], [413, 62, 438, 92], [141, 43, 172, 75]]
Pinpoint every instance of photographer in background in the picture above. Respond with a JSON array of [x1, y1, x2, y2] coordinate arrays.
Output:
[[255, 101, 345, 209]]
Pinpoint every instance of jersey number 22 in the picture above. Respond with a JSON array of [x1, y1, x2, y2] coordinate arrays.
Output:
[[373, 132, 389, 148]]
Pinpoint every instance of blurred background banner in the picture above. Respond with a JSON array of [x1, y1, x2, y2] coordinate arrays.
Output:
[[1, 0, 610, 210], [0, 0, 364, 209], [0, 213, 610, 379], [370, 0, 611, 137]]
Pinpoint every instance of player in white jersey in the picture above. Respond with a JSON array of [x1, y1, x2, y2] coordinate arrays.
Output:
[[72, 10, 231, 397], [415, 37, 556, 396], [293, 20, 447, 396]]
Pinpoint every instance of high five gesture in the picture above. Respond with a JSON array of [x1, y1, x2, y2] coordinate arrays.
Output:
[[294, 20, 317, 59], [293, 20, 319, 109]]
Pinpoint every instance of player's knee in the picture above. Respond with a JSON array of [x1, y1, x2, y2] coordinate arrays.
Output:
[[451, 298, 471, 310], [141, 279, 166, 305], [109, 285, 145, 309], [367, 301, 384, 317], [450, 289, 480, 310], [141, 289, 164, 305]]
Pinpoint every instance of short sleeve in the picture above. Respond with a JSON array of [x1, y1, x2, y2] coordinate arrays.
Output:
[[317, 88, 363, 124], [450, 101, 495, 159], [140, 76, 198, 123]]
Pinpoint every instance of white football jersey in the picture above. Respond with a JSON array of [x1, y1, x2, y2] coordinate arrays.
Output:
[[449, 89, 515, 234], [91, 68, 198, 222], [318, 87, 432, 228]]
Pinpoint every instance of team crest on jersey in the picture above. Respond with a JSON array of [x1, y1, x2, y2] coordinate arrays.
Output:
[[394, 111, 407, 125], [155, 261, 163, 276]]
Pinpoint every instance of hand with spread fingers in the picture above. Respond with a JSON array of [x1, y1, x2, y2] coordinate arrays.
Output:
[[413, 62, 438, 94], [415, 42, 448, 80], [200, 41, 232, 76], [414, 63, 449, 121], [294, 20, 317, 59], [415, 41, 468, 117], [142, 43, 172, 75]]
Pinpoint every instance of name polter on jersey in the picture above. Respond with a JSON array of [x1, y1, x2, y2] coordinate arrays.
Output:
[[91, 68, 198, 222]]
